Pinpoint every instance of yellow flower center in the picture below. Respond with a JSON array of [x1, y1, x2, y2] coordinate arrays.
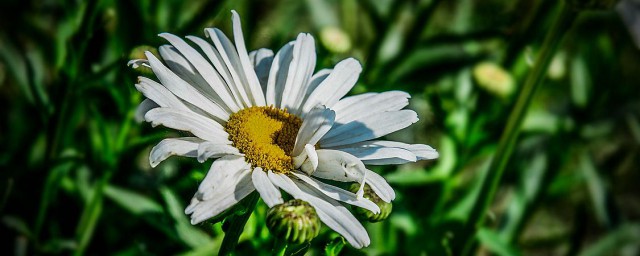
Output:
[[225, 106, 302, 173]]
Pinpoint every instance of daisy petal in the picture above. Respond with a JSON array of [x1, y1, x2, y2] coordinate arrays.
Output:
[[293, 105, 335, 155], [231, 10, 266, 106], [291, 172, 380, 214], [135, 99, 158, 122], [135, 77, 190, 111], [187, 172, 254, 224], [281, 33, 316, 115], [337, 146, 417, 165], [249, 48, 274, 91], [196, 141, 242, 163], [320, 110, 419, 147], [252, 168, 283, 207], [186, 35, 243, 112], [145, 51, 229, 122], [312, 149, 366, 183], [333, 91, 410, 124], [158, 45, 232, 113], [128, 59, 150, 68], [149, 137, 203, 167], [364, 169, 395, 202], [293, 144, 319, 175], [205, 28, 253, 107], [144, 107, 231, 143], [332, 140, 439, 161], [267, 172, 370, 248], [302, 58, 362, 114], [266, 42, 294, 107], [188, 155, 251, 205]]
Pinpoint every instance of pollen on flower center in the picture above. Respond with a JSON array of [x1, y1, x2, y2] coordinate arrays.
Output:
[[225, 106, 302, 173]]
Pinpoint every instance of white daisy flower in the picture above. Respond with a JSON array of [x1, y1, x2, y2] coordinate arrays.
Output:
[[129, 10, 438, 248]]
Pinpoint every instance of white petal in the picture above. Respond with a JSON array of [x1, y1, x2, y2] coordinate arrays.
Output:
[[128, 59, 150, 68], [249, 48, 274, 91], [281, 33, 316, 115], [266, 42, 294, 107], [186, 35, 243, 112], [301, 58, 362, 114], [187, 161, 254, 224], [364, 169, 395, 202], [267, 172, 370, 248], [144, 107, 231, 143], [312, 149, 366, 183], [135, 76, 190, 111], [320, 110, 419, 147], [135, 99, 158, 122], [149, 137, 203, 167], [145, 51, 229, 122], [158, 45, 232, 113], [336, 147, 417, 165], [231, 10, 266, 106], [291, 172, 380, 214], [196, 141, 242, 163], [293, 105, 335, 155], [330, 92, 376, 112], [293, 144, 319, 175], [205, 28, 253, 108], [252, 168, 283, 207], [332, 140, 439, 161], [187, 155, 251, 205], [333, 91, 410, 124]]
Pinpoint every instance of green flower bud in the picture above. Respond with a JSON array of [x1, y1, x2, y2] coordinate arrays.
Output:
[[266, 199, 321, 244], [349, 183, 392, 222], [320, 26, 352, 54]]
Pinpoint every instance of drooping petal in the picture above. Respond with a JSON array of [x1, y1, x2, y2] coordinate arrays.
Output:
[[249, 48, 274, 91], [230, 10, 266, 106], [128, 59, 150, 68], [301, 58, 362, 114], [291, 172, 380, 214], [293, 105, 335, 156], [145, 51, 229, 122], [135, 98, 158, 122], [252, 168, 283, 207], [196, 141, 242, 163], [267, 172, 370, 248], [266, 42, 294, 107], [149, 137, 203, 167], [311, 149, 367, 183], [144, 107, 231, 144], [332, 140, 439, 161], [333, 91, 410, 124], [364, 169, 395, 203], [320, 110, 419, 147], [280, 33, 317, 115]]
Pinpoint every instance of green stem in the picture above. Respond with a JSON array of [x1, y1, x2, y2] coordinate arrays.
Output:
[[462, 1, 578, 254], [272, 238, 288, 256], [218, 193, 259, 256]]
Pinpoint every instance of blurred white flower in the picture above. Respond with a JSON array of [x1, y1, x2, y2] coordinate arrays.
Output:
[[129, 10, 438, 248]]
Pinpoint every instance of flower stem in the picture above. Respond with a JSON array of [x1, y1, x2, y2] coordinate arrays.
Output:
[[218, 192, 259, 256], [272, 238, 288, 256], [462, 0, 578, 253]]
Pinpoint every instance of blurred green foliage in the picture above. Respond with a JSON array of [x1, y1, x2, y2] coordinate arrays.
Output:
[[1, 0, 640, 255]]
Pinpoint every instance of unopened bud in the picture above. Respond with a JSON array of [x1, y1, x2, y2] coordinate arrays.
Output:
[[320, 26, 352, 53], [266, 199, 321, 244], [349, 183, 392, 222], [472, 62, 515, 99]]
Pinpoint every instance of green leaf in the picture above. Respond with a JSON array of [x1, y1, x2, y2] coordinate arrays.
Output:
[[578, 223, 640, 256], [159, 187, 212, 248], [476, 228, 519, 256], [104, 185, 163, 215], [325, 236, 346, 256]]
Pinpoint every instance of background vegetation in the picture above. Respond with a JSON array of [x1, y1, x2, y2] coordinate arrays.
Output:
[[1, 0, 639, 255]]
